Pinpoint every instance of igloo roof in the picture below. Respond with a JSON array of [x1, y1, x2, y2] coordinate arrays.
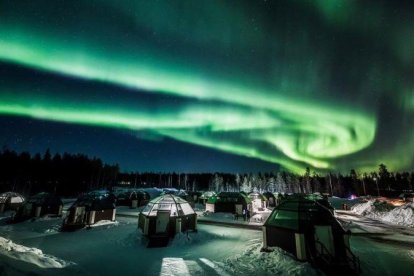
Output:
[[140, 194, 195, 217], [71, 191, 115, 211], [264, 195, 342, 232], [199, 191, 216, 199], [0, 192, 25, 204]]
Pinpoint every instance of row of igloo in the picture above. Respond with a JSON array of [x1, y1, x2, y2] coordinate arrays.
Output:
[[2, 190, 359, 274]]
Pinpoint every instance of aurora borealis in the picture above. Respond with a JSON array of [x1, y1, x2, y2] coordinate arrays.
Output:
[[1, 1, 414, 173]]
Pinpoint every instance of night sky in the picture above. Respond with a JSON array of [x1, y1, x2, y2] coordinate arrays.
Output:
[[1, 1, 413, 173]]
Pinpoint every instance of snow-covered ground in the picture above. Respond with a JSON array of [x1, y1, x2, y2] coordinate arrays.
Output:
[[0, 217, 318, 275], [0, 198, 413, 275], [0, 236, 73, 268]]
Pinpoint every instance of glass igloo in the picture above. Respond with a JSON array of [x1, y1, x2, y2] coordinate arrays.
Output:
[[138, 194, 197, 237]]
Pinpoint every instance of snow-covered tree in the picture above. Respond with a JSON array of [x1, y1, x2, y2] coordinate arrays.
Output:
[[276, 172, 286, 193], [240, 175, 250, 193], [267, 176, 276, 192], [211, 173, 223, 192]]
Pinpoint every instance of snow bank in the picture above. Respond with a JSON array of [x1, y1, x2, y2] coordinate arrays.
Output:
[[351, 200, 414, 227], [89, 220, 119, 228], [0, 236, 74, 268], [224, 242, 317, 275], [382, 203, 414, 227]]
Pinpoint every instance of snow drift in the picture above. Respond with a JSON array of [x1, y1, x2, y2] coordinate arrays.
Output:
[[224, 242, 317, 275], [351, 200, 414, 227], [0, 236, 74, 268]]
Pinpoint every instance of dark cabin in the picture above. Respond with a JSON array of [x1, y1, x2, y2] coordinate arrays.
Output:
[[13, 192, 63, 222], [206, 192, 252, 215], [62, 191, 116, 230], [262, 194, 360, 275]]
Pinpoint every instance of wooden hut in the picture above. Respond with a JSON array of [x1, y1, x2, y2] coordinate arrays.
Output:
[[205, 192, 252, 216], [62, 191, 116, 230], [13, 192, 63, 222], [138, 194, 197, 238], [262, 194, 360, 275], [0, 192, 25, 213]]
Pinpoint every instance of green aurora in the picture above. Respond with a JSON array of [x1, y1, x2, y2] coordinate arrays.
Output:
[[0, 0, 413, 173]]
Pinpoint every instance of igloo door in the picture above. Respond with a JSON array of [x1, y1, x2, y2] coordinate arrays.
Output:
[[156, 210, 170, 233]]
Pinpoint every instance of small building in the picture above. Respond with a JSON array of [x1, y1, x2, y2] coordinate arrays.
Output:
[[62, 191, 116, 230], [262, 192, 277, 207], [0, 192, 25, 213], [262, 195, 360, 274], [138, 194, 197, 238], [13, 192, 63, 222], [206, 192, 252, 215], [248, 192, 268, 211], [116, 190, 150, 208]]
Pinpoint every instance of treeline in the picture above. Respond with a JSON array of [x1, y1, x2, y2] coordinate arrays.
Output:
[[0, 148, 413, 198], [118, 164, 414, 198], [0, 148, 119, 196]]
